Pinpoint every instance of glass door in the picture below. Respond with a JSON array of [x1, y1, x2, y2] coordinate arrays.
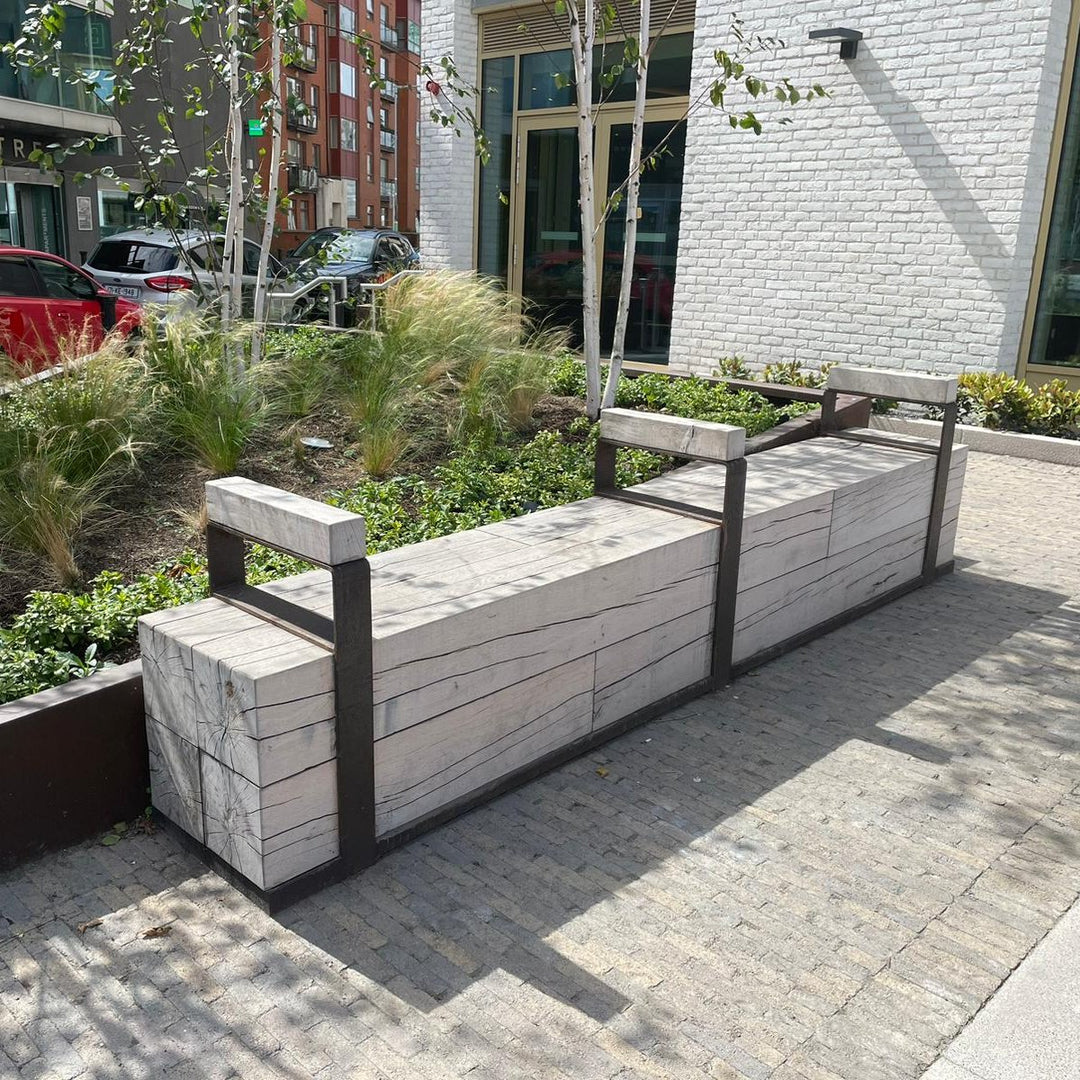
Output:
[[511, 104, 686, 361], [516, 123, 584, 344], [600, 116, 686, 363]]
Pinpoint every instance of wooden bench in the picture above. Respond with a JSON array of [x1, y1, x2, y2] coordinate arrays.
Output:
[[139, 366, 965, 907]]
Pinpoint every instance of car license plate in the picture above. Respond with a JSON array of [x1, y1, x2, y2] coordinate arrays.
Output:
[[102, 284, 140, 299]]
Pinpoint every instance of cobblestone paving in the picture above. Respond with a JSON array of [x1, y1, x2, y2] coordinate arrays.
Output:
[[3, 452, 1080, 1080]]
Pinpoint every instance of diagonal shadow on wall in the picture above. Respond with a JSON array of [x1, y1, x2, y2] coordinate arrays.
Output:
[[850, 50, 1014, 306]]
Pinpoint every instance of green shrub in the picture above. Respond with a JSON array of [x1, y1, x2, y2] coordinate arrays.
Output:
[[954, 373, 1080, 438], [546, 358, 789, 433], [329, 274, 565, 470], [262, 327, 343, 418], [0, 555, 207, 703]]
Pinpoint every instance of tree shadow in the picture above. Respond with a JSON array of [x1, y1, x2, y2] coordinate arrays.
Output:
[[277, 564, 1078, 1023], [3, 564, 1077, 1080]]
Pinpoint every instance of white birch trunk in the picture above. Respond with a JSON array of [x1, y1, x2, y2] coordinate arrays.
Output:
[[568, 0, 601, 420], [251, 9, 283, 364], [602, 0, 650, 410], [221, 1, 245, 334]]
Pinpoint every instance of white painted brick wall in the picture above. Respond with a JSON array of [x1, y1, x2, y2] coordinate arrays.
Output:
[[418, 0, 478, 268], [670, 0, 1072, 377]]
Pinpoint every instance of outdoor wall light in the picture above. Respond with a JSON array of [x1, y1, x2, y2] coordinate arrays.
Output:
[[808, 27, 863, 59]]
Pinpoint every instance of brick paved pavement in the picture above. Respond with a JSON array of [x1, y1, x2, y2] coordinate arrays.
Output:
[[2, 451, 1080, 1080]]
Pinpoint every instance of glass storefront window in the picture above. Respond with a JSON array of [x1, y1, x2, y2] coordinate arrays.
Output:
[[1031, 55, 1080, 368], [98, 189, 146, 237], [0, 184, 20, 246], [477, 55, 514, 282]]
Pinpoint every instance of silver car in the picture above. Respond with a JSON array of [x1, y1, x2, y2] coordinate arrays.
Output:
[[83, 228, 284, 315]]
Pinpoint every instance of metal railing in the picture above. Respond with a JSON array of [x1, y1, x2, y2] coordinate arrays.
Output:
[[267, 268, 426, 331], [379, 23, 399, 47], [380, 179, 396, 200], [379, 129, 396, 151], [267, 274, 351, 327]]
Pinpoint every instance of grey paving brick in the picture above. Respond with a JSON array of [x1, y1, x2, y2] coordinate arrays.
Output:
[[2, 453, 1080, 1080]]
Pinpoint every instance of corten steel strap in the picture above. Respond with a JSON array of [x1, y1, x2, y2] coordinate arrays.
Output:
[[593, 430, 747, 689], [205, 522, 376, 876], [820, 381, 958, 585]]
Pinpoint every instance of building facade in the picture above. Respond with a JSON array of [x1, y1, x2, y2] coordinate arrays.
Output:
[[325, 0, 420, 243], [420, 0, 1080, 388], [0, 0, 122, 261], [1, 0, 422, 264]]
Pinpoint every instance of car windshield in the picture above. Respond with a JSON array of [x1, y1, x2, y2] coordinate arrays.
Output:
[[87, 240, 178, 274], [293, 232, 376, 263]]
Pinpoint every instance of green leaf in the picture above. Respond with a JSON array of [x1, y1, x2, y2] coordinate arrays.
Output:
[[292, 0, 307, 16], [100, 834, 120, 846]]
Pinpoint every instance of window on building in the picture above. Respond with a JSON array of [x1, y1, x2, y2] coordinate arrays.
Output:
[[415, 165, 419, 190], [344, 180, 358, 218], [365, 0, 373, 15], [329, 123, 338, 149], [287, 139, 303, 164], [298, 199, 310, 231], [380, 206, 387, 227], [286, 76, 302, 105], [379, 157, 388, 180], [1031, 50, 1080, 370], [378, 56, 388, 80], [338, 4, 357, 36], [327, 4, 337, 31], [379, 107, 388, 129], [339, 117, 358, 151], [380, 4, 389, 27], [366, 204, 374, 225], [328, 65, 338, 93], [366, 103, 374, 127], [366, 153, 373, 181], [340, 62, 356, 98], [313, 144, 321, 171]]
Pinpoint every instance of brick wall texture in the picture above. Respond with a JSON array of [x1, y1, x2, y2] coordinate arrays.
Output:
[[420, 0, 1074, 376], [418, 0, 478, 269], [673, 0, 1073, 376]]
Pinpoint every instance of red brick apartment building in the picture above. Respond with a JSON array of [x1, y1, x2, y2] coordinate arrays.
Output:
[[265, 0, 420, 257]]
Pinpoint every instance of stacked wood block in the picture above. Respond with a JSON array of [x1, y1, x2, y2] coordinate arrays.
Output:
[[140, 427, 966, 896]]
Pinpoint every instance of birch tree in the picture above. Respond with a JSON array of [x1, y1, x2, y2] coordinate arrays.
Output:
[[425, 8, 828, 418]]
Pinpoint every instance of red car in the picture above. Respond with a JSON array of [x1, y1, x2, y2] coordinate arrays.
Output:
[[0, 246, 141, 372]]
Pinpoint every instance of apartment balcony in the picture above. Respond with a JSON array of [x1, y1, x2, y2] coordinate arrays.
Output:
[[287, 105, 319, 133], [380, 82, 398, 102], [286, 164, 319, 192], [379, 23, 399, 49], [380, 179, 396, 201], [290, 41, 317, 72], [379, 129, 396, 152]]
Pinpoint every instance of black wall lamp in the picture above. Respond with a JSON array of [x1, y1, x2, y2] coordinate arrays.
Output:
[[808, 27, 863, 59]]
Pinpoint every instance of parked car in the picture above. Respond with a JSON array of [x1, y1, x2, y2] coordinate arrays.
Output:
[[281, 228, 419, 323], [0, 246, 140, 372], [82, 228, 285, 316]]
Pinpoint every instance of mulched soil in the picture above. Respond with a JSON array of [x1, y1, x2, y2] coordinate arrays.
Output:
[[0, 396, 586, 623]]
